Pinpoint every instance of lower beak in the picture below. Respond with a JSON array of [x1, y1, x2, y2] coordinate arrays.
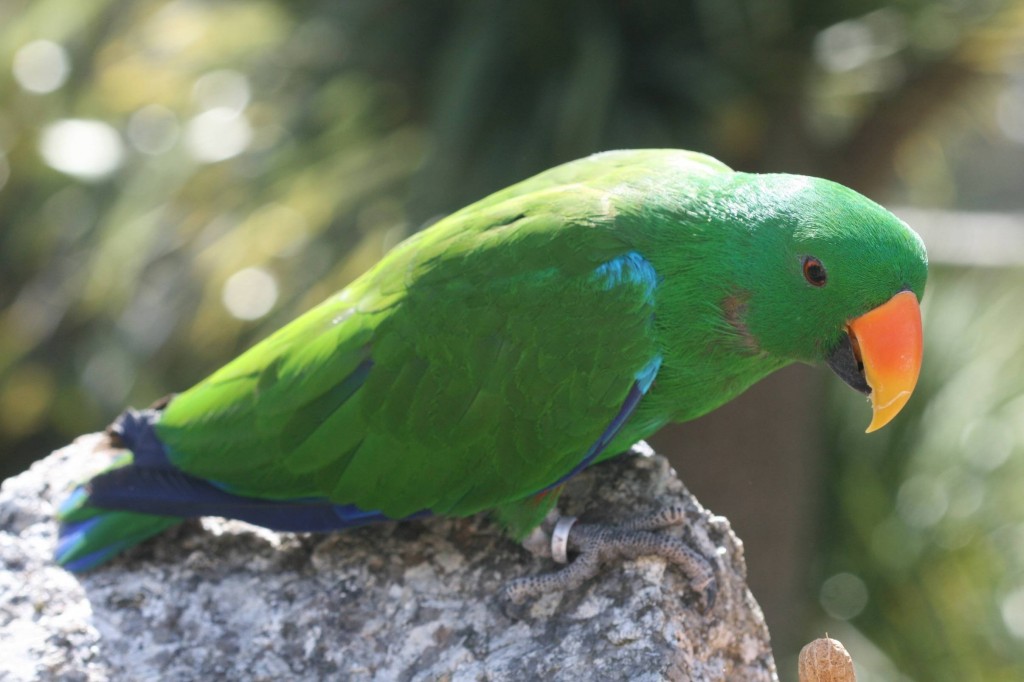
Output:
[[826, 290, 923, 433]]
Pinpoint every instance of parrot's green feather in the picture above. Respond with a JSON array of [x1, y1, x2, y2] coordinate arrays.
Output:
[[158, 204, 658, 519], [58, 149, 928, 563]]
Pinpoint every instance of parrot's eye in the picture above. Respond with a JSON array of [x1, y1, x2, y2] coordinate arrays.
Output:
[[802, 257, 827, 287]]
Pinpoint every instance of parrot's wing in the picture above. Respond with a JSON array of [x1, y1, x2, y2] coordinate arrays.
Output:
[[156, 166, 686, 520]]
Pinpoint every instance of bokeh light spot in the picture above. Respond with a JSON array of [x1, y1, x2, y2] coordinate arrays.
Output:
[[128, 105, 180, 155], [143, 1, 208, 55], [814, 10, 906, 75], [12, 40, 70, 94], [819, 572, 869, 620], [81, 348, 135, 409], [186, 108, 252, 163], [193, 70, 251, 114], [960, 417, 1015, 472], [946, 473, 984, 521], [896, 474, 949, 528], [814, 20, 874, 73], [39, 119, 124, 180], [222, 267, 278, 320], [997, 88, 1024, 145], [1002, 587, 1024, 639]]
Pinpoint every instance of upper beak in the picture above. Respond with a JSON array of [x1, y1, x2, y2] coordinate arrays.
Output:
[[826, 290, 923, 433]]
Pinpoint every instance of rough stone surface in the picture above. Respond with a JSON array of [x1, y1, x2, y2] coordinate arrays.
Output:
[[0, 435, 778, 681]]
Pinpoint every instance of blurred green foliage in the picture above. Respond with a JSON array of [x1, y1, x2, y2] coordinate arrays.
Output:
[[2, 0, 1024, 679], [0, 0, 1002, 473], [826, 266, 1024, 680]]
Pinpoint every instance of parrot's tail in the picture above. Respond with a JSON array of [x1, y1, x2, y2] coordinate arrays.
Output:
[[55, 454, 183, 573], [54, 443, 431, 573], [54, 408, 434, 572]]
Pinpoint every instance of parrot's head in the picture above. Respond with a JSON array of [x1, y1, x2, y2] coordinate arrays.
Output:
[[719, 173, 928, 432]]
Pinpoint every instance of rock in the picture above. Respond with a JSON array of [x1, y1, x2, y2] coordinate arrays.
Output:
[[0, 436, 778, 681]]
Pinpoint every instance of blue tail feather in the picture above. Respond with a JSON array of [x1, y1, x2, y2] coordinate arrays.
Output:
[[55, 464, 429, 572], [56, 404, 431, 572], [63, 546, 130, 573], [58, 529, 139, 573], [55, 505, 182, 573], [57, 486, 90, 518], [56, 516, 103, 558], [85, 465, 427, 532]]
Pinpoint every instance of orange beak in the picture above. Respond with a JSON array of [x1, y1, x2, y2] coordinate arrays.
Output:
[[847, 291, 923, 433]]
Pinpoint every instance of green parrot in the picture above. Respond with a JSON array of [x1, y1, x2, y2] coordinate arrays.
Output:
[[56, 150, 926, 603]]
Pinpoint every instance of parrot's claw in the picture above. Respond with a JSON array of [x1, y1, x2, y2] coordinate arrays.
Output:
[[503, 504, 717, 614]]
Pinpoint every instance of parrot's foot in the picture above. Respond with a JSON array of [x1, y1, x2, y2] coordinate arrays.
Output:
[[503, 504, 717, 614]]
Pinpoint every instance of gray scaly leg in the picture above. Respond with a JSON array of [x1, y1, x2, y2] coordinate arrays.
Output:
[[504, 504, 717, 613]]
